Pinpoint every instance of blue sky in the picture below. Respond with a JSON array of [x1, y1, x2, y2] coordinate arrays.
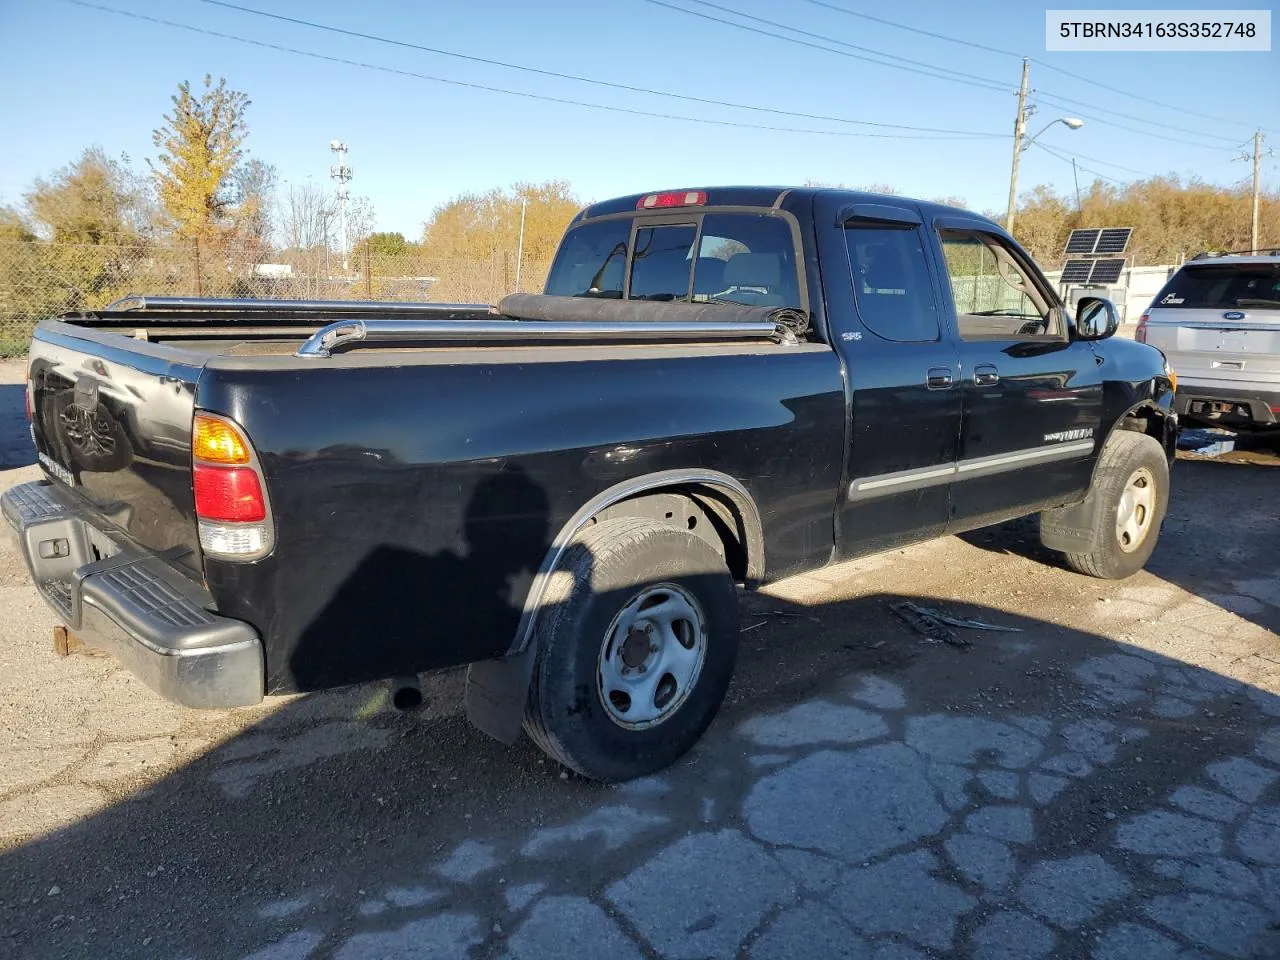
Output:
[[0, 0, 1275, 238]]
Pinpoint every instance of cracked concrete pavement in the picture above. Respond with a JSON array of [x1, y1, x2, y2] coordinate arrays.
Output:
[[0, 357, 1279, 959]]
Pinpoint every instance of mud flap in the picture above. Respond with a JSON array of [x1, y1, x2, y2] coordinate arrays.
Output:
[[464, 643, 537, 745], [1040, 492, 1102, 554]]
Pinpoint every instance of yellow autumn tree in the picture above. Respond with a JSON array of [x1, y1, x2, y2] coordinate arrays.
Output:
[[1012, 176, 1279, 267], [151, 76, 250, 242], [421, 180, 581, 264]]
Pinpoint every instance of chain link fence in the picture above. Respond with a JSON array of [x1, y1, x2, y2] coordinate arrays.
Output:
[[0, 240, 553, 356]]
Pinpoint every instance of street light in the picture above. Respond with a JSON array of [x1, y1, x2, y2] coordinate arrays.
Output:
[[1006, 116, 1084, 234], [1027, 116, 1085, 143]]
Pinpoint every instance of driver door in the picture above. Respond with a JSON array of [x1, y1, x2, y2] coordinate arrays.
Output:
[[930, 219, 1103, 530]]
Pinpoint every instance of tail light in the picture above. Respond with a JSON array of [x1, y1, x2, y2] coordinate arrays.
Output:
[[25, 381, 32, 421], [192, 413, 273, 559], [1135, 313, 1149, 343]]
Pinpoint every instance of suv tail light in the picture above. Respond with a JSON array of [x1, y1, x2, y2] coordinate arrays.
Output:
[[192, 413, 273, 559], [1135, 313, 1149, 343]]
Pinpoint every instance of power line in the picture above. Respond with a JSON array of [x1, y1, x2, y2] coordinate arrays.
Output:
[[58, 0, 998, 140], [189, 0, 1002, 137], [1032, 142, 1127, 186], [643, 0, 1014, 95], [798, 0, 1018, 57], [1032, 60, 1271, 136], [1040, 148, 1144, 177], [1030, 91, 1237, 147], [654, 0, 1238, 148], [796, 0, 1264, 133]]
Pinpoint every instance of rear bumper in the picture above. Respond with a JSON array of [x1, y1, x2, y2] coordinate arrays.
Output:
[[1174, 382, 1280, 426], [2, 480, 264, 708]]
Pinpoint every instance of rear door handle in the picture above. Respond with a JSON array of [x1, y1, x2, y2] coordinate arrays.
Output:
[[973, 364, 1000, 386], [926, 366, 953, 390]]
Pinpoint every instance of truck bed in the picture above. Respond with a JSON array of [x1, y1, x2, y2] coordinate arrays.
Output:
[[24, 295, 844, 696]]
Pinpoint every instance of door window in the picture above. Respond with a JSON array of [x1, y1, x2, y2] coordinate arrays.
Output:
[[844, 223, 940, 342], [938, 231, 1061, 340]]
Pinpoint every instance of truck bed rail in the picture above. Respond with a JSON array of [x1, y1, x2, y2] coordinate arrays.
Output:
[[84, 297, 492, 326], [296, 317, 800, 357]]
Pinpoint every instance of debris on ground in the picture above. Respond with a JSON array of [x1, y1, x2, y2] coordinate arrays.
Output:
[[890, 601, 1023, 647], [1177, 427, 1237, 457]]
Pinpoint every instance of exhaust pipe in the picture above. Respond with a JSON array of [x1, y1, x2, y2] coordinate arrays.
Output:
[[391, 675, 424, 711]]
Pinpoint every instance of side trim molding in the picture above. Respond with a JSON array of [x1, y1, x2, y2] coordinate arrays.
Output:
[[848, 439, 1095, 501], [507, 469, 765, 656]]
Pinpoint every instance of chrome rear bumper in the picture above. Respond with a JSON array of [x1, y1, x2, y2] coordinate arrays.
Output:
[[2, 480, 264, 708]]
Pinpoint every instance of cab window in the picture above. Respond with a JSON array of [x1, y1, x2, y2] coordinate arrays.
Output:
[[693, 214, 801, 308], [544, 211, 801, 308], [844, 223, 940, 342], [543, 219, 629, 299], [938, 231, 1061, 340]]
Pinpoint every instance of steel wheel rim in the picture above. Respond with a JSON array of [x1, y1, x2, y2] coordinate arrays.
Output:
[[1115, 465, 1156, 553], [596, 582, 707, 730]]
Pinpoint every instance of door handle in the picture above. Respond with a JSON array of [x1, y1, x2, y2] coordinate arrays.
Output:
[[926, 366, 953, 390], [973, 364, 1000, 386]]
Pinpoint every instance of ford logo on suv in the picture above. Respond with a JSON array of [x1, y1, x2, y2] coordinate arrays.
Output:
[[1223, 311, 1246, 320]]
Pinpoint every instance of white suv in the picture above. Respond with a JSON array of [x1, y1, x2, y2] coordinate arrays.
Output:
[[1139, 253, 1280, 431]]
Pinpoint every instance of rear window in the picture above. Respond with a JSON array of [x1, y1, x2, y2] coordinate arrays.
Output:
[[1154, 264, 1280, 310], [544, 212, 801, 308], [543, 219, 629, 299]]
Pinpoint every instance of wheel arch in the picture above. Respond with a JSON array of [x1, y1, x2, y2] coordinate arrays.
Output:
[[510, 469, 764, 658], [1100, 399, 1178, 473], [1041, 406, 1173, 557]]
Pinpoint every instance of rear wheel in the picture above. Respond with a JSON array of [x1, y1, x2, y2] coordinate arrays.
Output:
[[1062, 431, 1169, 580], [523, 517, 739, 782]]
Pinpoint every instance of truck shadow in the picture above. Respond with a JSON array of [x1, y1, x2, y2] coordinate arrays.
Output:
[[1, 567, 1279, 957], [960, 454, 1280, 638], [288, 464, 552, 690], [0, 384, 34, 469]]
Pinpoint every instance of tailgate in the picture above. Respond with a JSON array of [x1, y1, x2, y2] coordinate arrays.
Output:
[[1145, 260, 1280, 386], [1145, 306, 1280, 385], [27, 327, 205, 576]]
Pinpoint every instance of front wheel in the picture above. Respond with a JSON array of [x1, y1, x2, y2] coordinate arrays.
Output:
[[523, 516, 739, 782], [1062, 431, 1170, 580]]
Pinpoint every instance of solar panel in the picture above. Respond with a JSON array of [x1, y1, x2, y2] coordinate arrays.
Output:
[[1089, 258, 1126, 284], [1064, 229, 1101, 254], [1094, 228, 1132, 254], [1060, 259, 1094, 283]]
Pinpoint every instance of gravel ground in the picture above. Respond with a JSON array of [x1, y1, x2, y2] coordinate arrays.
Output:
[[0, 357, 1278, 960]]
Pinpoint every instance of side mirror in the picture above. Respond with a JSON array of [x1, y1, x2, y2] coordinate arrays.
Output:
[[1075, 296, 1120, 341]]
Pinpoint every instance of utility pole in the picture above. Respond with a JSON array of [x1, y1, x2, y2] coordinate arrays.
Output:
[[1072, 157, 1082, 213], [514, 196, 528, 292], [1251, 129, 1263, 254], [1235, 130, 1271, 254], [1005, 58, 1030, 235], [329, 140, 353, 271]]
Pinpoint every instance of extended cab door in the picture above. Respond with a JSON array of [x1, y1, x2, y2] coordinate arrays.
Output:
[[929, 217, 1103, 530], [816, 198, 962, 558]]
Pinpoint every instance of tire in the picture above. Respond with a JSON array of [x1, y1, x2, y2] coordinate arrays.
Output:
[[523, 516, 739, 782], [1063, 431, 1169, 580]]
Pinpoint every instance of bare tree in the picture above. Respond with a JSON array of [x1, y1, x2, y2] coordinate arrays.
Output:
[[230, 159, 278, 249], [279, 180, 334, 252], [344, 195, 377, 250]]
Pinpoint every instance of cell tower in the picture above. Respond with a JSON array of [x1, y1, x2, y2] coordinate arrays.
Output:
[[328, 140, 353, 270]]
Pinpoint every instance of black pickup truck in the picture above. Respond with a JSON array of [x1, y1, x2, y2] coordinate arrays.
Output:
[[5, 187, 1176, 781]]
